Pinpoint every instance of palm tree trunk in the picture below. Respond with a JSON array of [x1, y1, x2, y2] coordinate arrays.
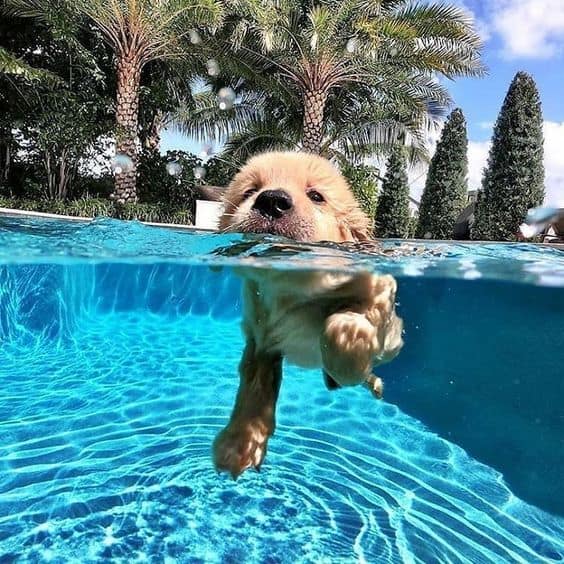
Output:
[[302, 89, 327, 154], [113, 54, 142, 203]]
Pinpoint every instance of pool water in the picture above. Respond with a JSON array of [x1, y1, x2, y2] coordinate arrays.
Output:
[[1, 217, 563, 563]]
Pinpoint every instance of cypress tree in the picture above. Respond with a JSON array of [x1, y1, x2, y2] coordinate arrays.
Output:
[[472, 72, 545, 241], [417, 108, 468, 239], [374, 147, 410, 238]]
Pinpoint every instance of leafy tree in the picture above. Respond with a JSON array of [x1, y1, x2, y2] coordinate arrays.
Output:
[[8, 0, 224, 203], [374, 147, 410, 238], [417, 108, 468, 239], [179, 0, 484, 164], [472, 72, 545, 241], [0, 7, 114, 198]]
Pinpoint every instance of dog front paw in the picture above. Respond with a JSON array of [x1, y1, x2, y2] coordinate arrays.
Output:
[[321, 311, 376, 386], [212, 418, 271, 478]]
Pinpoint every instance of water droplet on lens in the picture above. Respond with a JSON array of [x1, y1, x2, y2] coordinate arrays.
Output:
[[346, 38, 357, 53], [166, 161, 182, 177], [193, 166, 206, 180], [217, 87, 236, 110], [519, 223, 541, 239], [206, 59, 220, 76], [200, 143, 214, 159], [189, 29, 201, 44], [525, 206, 561, 226], [111, 154, 134, 174]]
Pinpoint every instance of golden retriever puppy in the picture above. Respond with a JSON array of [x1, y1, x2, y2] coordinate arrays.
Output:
[[213, 151, 403, 477]]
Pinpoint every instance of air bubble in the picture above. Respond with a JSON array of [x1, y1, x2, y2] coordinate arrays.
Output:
[[111, 154, 134, 174], [217, 87, 236, 110], [206, 59, 220, 76], [424, 232, 432, 239], [166, 161, 182, 177], [193, 166, 206, 180], [189, 29, 201, 44], [390, 46, 399, 56], [463, 269, 482, 280]]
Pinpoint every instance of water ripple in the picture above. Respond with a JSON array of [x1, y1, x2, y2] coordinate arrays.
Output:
[[1, 313, 562, 562], [1, 216, 564, 286]]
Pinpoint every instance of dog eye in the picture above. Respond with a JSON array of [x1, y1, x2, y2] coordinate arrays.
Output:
[[242, 187, 258, 200], [307, 190, 325, 203]]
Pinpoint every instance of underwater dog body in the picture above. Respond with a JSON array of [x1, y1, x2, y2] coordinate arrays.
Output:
[[214, 152, 403, 477]]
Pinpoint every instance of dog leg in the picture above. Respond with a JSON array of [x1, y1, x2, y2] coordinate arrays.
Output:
[[213, 339, 282, 478], [320, 273, 402, 395]]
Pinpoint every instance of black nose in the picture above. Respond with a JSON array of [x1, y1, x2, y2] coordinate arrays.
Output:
[[252, 189, 293, 219]]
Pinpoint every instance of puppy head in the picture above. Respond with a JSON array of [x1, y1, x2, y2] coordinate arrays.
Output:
[[219, 151, 372, 242]]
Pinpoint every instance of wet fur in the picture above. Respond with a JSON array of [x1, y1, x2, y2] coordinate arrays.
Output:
[[213, 152, 403, 477]]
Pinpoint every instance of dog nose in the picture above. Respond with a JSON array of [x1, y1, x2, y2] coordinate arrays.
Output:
[[253, 189, 293, 219]]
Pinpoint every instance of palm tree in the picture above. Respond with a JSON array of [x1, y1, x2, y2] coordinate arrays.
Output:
[[7, 0, 224, 203], [76, 0, 225, 203], [180, 0, 484, 160]]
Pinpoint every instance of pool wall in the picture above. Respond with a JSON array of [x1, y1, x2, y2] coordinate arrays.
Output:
[[1, 262, 563, 516]]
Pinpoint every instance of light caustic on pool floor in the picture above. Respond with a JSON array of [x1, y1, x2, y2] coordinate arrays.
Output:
[[0, 312, 563, 563]]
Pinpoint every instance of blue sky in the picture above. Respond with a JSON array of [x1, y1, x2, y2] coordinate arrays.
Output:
[[162, 0, 564, 206]]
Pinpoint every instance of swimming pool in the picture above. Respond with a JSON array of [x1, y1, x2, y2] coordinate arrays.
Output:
[[1, 216, 563, 562]]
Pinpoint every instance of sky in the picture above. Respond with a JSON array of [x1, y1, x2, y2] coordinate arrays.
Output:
[[161, 0, 564, 207]]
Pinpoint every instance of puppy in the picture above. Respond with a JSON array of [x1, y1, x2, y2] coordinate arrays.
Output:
[[213, 151, 403, 477]]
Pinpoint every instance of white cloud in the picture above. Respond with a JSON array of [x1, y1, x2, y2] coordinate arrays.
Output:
[[467, 140, 491, 191], [488, 0, 564, 59], [408, 121, 564, 208], [544, 121, 564, 206], [456, 1, 492, 43]]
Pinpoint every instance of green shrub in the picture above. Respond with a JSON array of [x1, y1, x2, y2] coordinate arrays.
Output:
[[374, 148, 411, 238], [407, 215, 418, 239], [341, 162, 379, 218], [204, 155, 239, 188], [0, 196, 193, 225], [64, 198, 115, 218], [137, 149, 199, 210]]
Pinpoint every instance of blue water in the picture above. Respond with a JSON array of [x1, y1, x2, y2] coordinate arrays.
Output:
[[1, 216, 563, 563]]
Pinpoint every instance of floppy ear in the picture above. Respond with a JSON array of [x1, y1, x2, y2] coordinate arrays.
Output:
[[195, 184, 228, 202], [340, 206, 374, 242]]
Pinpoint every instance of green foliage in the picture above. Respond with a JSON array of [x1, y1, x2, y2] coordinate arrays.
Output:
[[417, 108, 468, 239], [137, 149, 200, 208], [472, 72, 545, 241], [407, 215, 419, 239], [0, 195, 193, 224], [204, 155, 239, 187], [374, 147, 411, 238], [0, 5, 114, 199], [340, 161, 379, 218], [178, 0, 485, 165]]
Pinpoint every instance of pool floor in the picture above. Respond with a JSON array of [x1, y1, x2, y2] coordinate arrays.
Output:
[[1, 311, 562, 563]]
